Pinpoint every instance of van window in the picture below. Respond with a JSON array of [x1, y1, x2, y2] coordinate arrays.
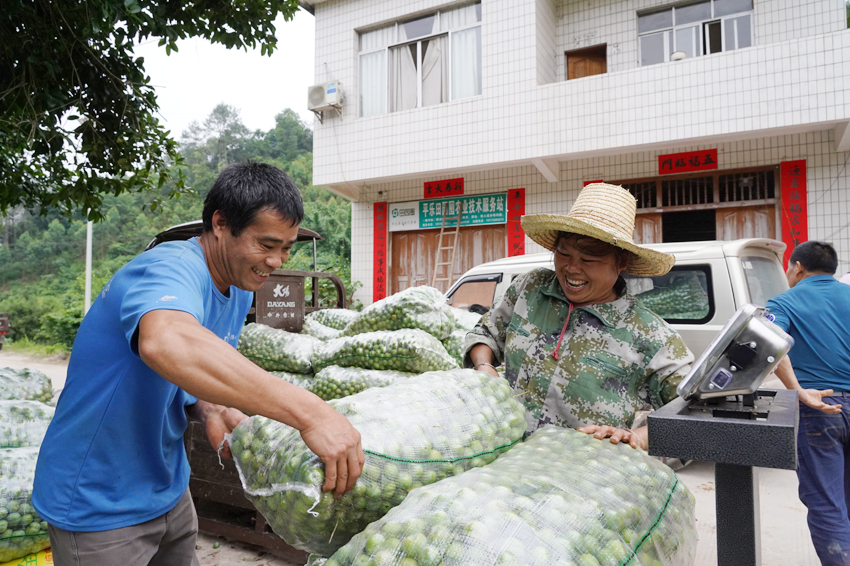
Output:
[[625, 266, 714, 323], [741, 256, 787, 306], [449, 274, 501, 310]]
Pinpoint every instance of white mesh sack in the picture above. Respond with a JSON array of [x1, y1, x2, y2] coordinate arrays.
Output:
[[237, 323, 320, 373], [317, 426, 697, 566], [312, 329, 458, 374], [228, 369, 527, 556], [303, 318, 344, 341], [341, 287, 453, 340], [0, 368, 53, 404], [0, 401, 54, 449], [307, 309, 360, 331], [0, 447, 50, 563], [307, 366, 415, 401]]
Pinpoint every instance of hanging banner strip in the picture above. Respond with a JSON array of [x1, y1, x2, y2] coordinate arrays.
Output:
[[507, 188, 526, 257], [780, 160, 808, 266], [424, 177, 464, 199], [373, 202, 388, 302]]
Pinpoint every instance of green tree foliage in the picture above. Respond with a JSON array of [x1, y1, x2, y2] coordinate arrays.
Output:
[[0, 0, 300, 220], [0, 105, 358, 346]]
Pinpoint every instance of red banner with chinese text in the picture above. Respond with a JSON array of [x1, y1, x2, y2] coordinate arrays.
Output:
[[658, 149, 718, 175], [507, 189, 525, 257], [424, 178, 464, 199], [373, 202, 388, 302], [780, 160, 808, 266]]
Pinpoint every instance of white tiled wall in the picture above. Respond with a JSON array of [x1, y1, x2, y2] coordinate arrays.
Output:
[[313, 0, 850, 189], [536, 0, 558, 85], [555, 0, 847, 79], [350, 129, 850, 305]]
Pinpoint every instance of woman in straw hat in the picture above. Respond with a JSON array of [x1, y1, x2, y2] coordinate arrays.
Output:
[[463, 183, 694, 450]]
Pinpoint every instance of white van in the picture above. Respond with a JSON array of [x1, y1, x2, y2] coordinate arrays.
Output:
[[445, 238, 789, 357]]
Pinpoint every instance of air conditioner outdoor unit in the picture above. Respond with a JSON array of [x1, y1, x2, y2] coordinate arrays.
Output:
[[308, 81, 343, 112]]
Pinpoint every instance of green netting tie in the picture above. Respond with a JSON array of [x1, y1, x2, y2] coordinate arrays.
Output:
[[620, 476, 680, 566], [363, 437, 521, 465]]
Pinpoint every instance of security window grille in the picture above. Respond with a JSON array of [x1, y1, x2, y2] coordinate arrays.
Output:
[[663, 176, 715, 207], [638, 0, 753, 66], [358, 3, 481, 117], [616, 166, 777, 211], [719, 170, 775, 202], [623, 182, 657, 208]]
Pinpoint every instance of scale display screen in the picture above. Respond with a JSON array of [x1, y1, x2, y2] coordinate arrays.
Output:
[[677, 304, 794, 401]]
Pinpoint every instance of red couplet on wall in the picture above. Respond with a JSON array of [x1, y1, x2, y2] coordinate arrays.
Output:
[[658, 149, 718, 175], [507, 188, 526, 257], [424, 178, 464, 199], [584, 179, 604, 186], [780, 160, 809, 266], [373, 202, 388, 302]]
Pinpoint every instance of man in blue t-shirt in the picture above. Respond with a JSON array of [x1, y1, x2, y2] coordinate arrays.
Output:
[[33, 162, 364, 566], [768, 241, 850, 566]]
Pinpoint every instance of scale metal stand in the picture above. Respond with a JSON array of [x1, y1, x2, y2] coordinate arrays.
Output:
[[648, 389, 798, 566], [648, 304, 799, 566]]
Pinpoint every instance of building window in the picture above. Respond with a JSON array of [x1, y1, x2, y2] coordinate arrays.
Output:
[[359, 3, 482, 117], [638, 0, 753, 66], [566, 45, 607, 80]]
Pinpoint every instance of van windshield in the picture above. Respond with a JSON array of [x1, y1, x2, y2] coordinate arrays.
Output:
[[741, 256, 787, 306], [625, 266, 713, 323]]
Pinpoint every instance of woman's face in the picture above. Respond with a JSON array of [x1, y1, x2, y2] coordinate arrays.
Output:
[[553, 234, 628, 307]]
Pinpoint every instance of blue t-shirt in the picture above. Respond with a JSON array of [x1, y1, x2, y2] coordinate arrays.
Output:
[[33, 239, 253, 532], [766, 274, 850, 392]]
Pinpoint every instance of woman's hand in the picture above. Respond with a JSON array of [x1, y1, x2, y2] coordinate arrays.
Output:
[[578, 424, 648, 450]]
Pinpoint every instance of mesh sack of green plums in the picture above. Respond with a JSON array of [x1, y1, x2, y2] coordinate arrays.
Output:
[[0, 447, 51, 563], [441, 330, 467, 365], [270, 371, 314, 389], [307, 366, 414, 401], [238, 323, 321, 373], [303, 318, 344, 341], [448, 307, 483, 332], [341, 287, 454, 340], [307, 309, 360, 331], [636, 273, 710, 320], [312, 329, 458, 374], [229, 369, 527, 556], [0, 401, 54, 449], [0, 368, 53, 404], [314, 426, 696, 566]]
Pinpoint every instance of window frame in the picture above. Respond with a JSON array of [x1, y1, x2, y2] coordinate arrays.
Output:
[[358, 4, 482, 117], [637, 0, 754, 66]]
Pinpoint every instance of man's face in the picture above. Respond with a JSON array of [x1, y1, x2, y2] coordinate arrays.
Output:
[[214, 208, 299, 292]]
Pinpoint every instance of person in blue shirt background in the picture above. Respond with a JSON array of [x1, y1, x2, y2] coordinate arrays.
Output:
[[33, 162, 364, 566], [769, 240, 850, 566]]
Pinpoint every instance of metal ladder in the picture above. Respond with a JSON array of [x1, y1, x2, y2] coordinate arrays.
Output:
[[431, 202, 463, 290]]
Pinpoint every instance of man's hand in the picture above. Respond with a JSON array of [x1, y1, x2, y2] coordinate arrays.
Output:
[[189, 400, 249, 459], [798, 388, 842, 414], [578, 424, 648, 450], [299, 404, 365, 498]]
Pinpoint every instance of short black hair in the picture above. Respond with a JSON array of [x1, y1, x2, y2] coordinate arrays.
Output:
[[789, 241, 838, 275], [202, 161, 304, 237]]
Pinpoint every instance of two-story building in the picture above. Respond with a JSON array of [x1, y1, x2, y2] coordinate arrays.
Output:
[[302, 0, 850, 305]]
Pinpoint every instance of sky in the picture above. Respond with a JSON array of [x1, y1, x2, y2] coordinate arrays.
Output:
[[133, 9, 317, 140]]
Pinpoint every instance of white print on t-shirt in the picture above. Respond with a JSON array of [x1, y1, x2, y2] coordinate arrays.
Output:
[[101, 280, 112, 298], [224, 332, 238, 346], [158, 295, 178, 302]]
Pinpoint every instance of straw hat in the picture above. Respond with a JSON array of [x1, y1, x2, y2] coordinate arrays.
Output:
[[521, 183, 675, 277]]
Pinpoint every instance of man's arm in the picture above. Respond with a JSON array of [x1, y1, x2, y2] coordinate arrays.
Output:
[[138, 309, 364, 497], [774, 355, 841, 414]]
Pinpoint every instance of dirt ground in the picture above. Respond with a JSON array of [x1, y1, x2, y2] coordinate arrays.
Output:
[[1, 349, 820, 565]]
